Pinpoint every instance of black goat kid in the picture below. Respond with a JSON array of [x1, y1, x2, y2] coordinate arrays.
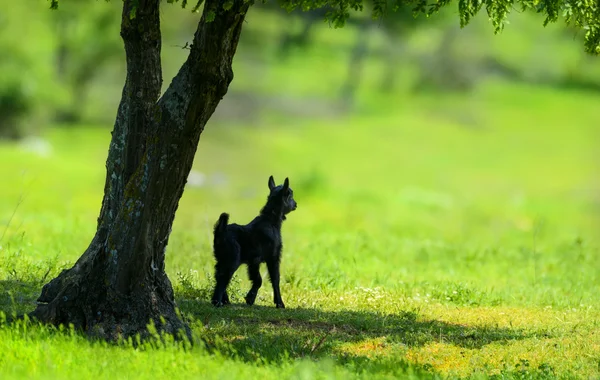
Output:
[[211, 175, 297, 308]]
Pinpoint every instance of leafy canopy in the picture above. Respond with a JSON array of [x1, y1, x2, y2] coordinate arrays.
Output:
[[47, 0, 600, 54]]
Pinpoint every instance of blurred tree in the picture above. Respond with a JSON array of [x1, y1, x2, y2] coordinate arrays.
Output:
[[412, 24, 478, 93], [266, 5, 330, 58], [30, 0, 600, 340], [260, 0, 472, 105], [339, 0, 446, 105], [0, 2, 67, 139], [51, 1, 122, 123]]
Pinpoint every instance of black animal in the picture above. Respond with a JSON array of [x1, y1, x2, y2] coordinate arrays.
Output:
[[211, 175, 297, 308]]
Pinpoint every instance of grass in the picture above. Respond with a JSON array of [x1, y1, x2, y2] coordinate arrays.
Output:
[[1, 80, 599, 379]]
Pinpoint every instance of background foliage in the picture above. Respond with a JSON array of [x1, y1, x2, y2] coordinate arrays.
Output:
[[1, 0, 599, 137]]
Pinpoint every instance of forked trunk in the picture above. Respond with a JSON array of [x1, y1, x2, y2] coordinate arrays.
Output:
[[30, 0, 251, 340]]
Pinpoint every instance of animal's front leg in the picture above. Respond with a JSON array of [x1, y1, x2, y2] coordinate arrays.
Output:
[[266, 257, 284, 308]]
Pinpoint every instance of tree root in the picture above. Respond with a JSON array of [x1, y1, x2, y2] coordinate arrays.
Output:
[[30, 253, 190, 343]]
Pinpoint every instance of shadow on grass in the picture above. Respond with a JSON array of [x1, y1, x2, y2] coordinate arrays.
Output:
[[178, 297, 536, 375], [0, 279, 534, 353], [0, 279, 539, 378]]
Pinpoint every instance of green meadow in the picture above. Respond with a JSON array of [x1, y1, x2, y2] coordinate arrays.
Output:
[[1, 80, 599, 378], [1, 3, 600, 378]]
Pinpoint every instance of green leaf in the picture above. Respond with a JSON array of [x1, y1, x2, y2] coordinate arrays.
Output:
[[205, 10, 216, 22]]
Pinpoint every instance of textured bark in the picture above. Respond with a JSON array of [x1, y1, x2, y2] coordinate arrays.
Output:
[[30, 0, 251, 341]]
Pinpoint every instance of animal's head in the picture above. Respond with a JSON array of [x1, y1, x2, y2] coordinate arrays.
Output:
[[267, 175, 297, 217]]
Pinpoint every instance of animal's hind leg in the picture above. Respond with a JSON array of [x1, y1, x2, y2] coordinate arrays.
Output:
[[244, 263, 262, 306], [211, 244, 240, 307], [212, 263, 237, 307], [222, 291, 231, 305]]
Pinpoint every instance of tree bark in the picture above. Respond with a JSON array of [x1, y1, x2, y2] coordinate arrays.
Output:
[[30, 0, 252, 341]]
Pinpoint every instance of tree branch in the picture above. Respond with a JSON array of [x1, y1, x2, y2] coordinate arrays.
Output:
[[100, 0, 163, 229], [96, 0, 252, 294], [159, 0, 252, 132]]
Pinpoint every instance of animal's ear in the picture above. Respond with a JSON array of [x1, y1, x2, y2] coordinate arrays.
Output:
[[283, 177, 289, 191], [268, 175, 276, 190]]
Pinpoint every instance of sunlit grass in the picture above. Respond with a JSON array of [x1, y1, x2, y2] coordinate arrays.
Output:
[[1, 81, 599, 378]]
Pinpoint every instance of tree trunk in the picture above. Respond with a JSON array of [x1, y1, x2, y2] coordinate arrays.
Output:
[[277, 13, 316, 59], [30, 0, 251, 341], [339, 21, 371, 109]]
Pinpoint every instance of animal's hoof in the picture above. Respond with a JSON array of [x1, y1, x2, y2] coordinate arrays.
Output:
[[276, 302, 285, 309], [211, 300, 224, 307], [245, 294, 256, 306]]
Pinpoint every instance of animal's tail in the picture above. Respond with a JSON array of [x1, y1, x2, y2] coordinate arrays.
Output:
[[213, 213, 230, 257], [213, 212, 229, 244]]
